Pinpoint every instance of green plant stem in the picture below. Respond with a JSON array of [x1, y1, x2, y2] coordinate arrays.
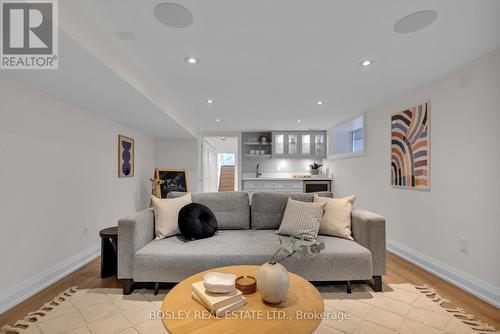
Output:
[[275, 251, 296, 264], [269, 247, 282, 263]]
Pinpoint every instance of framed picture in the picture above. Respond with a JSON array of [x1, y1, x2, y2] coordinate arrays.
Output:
[[391, 102, 430, 190], [155, 168, 188, 198], [118, 135, 134, 177]]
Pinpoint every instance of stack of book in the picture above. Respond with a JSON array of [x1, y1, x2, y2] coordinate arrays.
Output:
[[191, 281, 246, 317]]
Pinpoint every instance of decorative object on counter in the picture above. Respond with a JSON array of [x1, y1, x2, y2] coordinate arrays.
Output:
[[258, 135, 269, 144], [178, 203, 217, 240], [235, 275, 257, 295], [292, 175, 312, 179], [310, 162, 323, 175], [118, 135, 134, 177], [155, 168, 188, 197], [391, 101, 430, 190], [203, 272, 237, 293], [256, 236, 325, 305]]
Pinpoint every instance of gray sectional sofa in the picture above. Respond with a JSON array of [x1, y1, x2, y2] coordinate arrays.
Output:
[[118, 191, 386, 294]]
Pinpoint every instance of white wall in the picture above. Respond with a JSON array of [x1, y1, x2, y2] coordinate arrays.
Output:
[[0, 78, 156, 312], [155, 139, 199, 192], [329, 48, 500, 306]]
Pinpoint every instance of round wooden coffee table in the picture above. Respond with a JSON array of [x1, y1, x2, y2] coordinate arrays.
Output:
[[161, 265, 324, 334]]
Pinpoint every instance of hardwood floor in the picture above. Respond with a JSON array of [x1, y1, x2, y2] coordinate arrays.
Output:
[[1, 251, 498, 329]]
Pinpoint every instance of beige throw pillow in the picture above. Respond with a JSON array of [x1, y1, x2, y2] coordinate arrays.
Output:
[[314, 194, 355, 240], [151, 194, 192, 240], [278, 198, 326, 241]]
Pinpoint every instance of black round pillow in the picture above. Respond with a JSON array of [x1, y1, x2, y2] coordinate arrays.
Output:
[[178, 203, 217, 240]]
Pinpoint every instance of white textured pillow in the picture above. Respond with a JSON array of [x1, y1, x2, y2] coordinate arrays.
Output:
[[278, 198, 326, 241], [151, 194, 192, 240], [314, 194, 355, 240]]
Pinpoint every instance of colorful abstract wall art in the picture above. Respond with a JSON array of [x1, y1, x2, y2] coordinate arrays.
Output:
[[118, 135, 134, 177], [391, 102, 430, 190]]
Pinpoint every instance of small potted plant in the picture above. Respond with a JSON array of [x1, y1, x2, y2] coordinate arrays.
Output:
[[256, 237, 325, 304], [310, 162, 323, 175]]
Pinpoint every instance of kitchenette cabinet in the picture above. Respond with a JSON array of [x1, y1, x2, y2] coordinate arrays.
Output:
[[242, 178, 331, 195], [271, 131, 326, 159], [240, 130, 329, 196]]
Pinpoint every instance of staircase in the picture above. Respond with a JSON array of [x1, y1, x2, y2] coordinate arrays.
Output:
[[218, 165, 235, 192]]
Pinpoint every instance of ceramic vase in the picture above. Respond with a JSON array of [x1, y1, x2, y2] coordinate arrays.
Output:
[[256, 262, 289, 304]]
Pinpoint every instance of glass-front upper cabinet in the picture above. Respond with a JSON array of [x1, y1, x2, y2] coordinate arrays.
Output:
[[273, 133, 285, 156], [314, 133, 325, 157], [301, 134, 311, 154], [288, 134, 298, 155], [272, 131, 326, 158]]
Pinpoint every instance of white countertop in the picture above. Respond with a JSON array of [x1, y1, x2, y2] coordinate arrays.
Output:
[[242, 177, 332, 181]]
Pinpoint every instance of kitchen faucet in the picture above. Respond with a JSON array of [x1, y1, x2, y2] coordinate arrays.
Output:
[[256, 164, 262, 178]]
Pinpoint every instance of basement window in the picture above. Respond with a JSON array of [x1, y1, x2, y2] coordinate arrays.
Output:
[[327, 114, 365, 159], [352, 128, 364, 152]]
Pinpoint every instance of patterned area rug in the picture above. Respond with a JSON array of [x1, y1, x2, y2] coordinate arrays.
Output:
[[1, 284, 497, 334]]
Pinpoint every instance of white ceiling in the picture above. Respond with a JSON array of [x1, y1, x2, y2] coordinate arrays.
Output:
[[3, 1, 500, 138], [205, 136, 238, 153], [1, 30, 195, 138]]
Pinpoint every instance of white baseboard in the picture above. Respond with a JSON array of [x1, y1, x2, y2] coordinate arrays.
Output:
[[387, 239, 500, 308], [0, 244, 100, 315]]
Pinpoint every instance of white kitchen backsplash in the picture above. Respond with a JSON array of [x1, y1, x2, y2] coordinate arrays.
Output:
[[242, 158, 332, 178]]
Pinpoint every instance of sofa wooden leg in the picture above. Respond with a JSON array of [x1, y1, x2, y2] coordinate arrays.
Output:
[[370, 276, 382, 292], [154, 282, 160, 296], [122, 279, 135, 295], [346, 281, 352, 294]]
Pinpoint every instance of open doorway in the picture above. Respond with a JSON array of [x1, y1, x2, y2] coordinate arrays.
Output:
[[202, 136, 239, 192]]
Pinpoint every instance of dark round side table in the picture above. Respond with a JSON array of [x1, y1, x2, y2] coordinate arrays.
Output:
[[99, 226, 118, 278]]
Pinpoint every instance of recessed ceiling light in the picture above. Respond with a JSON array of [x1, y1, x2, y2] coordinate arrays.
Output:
[[153, 2, 194, 28], [215, 118, 220, 122], [221, 137, 226, 141], [317, 101, 323, 105], [359, 59, 373, 67], [297, 119, 302, 123], [207, 99, 214, 104], [185, 57, 198, 64], [394, 10, 438, 34]]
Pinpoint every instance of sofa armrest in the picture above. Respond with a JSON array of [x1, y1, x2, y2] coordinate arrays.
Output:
[[118, 208, 155, 279], [351, 209, 387, 276]]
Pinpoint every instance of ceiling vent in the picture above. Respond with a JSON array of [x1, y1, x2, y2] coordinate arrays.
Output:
[[394, 10, 438, 34], [154, 2, 193, 28]]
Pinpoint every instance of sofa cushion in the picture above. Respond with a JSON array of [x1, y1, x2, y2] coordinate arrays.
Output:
[[133, 230, 372, 282], [170, 192, 250, 229], [315, 195, 356, 240], [251, 192, 333, 230], [151, 194, 192, 239], [178, 203, 217, 240], [277, 198, 326, 241]]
